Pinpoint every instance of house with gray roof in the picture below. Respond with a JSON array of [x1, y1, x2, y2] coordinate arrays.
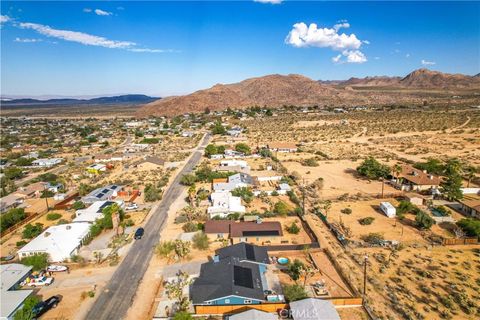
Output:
[[81, 184, 123, 204], [289, 298, 340, 320], [1, 264, 33, 320]]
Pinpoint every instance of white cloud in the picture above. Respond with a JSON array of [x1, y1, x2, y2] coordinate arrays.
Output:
[[94, 9, 112, 16], [17, 21, 174, 54], [374, 56, 380, 60], [332, 54, 342, 63], [254, 0, 283, 4], [363, 40, 370, 45], [421, 59, 436, 66], [1, 15, 11, 24], [343, 50, 367, 63], [333, 22, 350, 31], [405, 53, 410, 58], [19, 22, 135, 49], [285, 22, 367, 64], [83, 8, 92, 13], [14, 37, 42, 43]]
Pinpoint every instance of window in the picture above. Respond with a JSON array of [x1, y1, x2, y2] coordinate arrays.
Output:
[[244, 299, 252, 304], [224, 299, 230, 304]]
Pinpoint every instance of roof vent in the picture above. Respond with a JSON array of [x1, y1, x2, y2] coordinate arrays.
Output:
[[66, 225, 72, 230], [44, 232, 51, 237]]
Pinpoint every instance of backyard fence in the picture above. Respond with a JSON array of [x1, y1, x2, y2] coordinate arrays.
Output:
[[442, 237, 478, 246]]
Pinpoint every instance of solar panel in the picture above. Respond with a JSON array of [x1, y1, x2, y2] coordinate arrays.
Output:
[[242, 230, 280, 236], [245, 244, 256, 261], [233, 265, 254, 288]]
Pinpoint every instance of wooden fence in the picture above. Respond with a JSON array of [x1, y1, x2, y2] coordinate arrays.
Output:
[[325, 297, 363, 306], [195, 303, 287, 315], [442, 237, 478, 246], [53, 192, 79, 210], [1, 210, 46, 237]]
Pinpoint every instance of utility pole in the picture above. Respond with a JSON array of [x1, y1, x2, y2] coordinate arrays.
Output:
[[43, 183, 49, 212], [381, 178, 385, 198], [302, 178, 306, 216], [363, 254, 369, 298]]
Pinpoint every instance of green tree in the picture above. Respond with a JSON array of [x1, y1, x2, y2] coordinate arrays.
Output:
[[22, 223, 44, 239], [414, 158, 445, 175], [358, 217, 375, 225], [204, 144, 218, 157], [231, 187, 254, 203], [287, 259, 305, 281], [13, 296, 41, 320], [0, 208, 26, 232], [16, 157, 33, 166], [4, 167, 24, 180], [173, 312, 193, 320], [464, 165, 478, 188], [180, 174, 197, 186], [283, 284, 308, 302], [235, 143, 251, 155], [441, 160, 463, 201], [20, 253, 49, 271], [357, 157, 391, 180], [211, 122, 226, 135], [46, 213, 62, 221], [456, 219, 480, 238], [415, 210, 435, 230], [72, 201, 86, 210]]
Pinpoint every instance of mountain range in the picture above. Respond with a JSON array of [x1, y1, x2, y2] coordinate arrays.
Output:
[[1, 94, 159, 106], [138, 69, 480, 117]]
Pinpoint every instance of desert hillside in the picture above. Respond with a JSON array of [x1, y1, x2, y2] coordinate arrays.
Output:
[[138, 69, 480, 117]]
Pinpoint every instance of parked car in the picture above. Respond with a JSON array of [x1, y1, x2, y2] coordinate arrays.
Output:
[[126, 203, 139, 210], [134, 227, 144, 240], [22, 276, 53, 287], [32, 295, 61, 319]]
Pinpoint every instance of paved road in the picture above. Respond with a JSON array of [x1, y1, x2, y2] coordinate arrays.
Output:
[[85, 133, 210, 320]]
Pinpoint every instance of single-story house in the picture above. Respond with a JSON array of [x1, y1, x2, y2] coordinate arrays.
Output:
[[289, 298, 340, 320], [82, 185, 123, 204], [207, 191, 245, 219], [204, 220, 283, 245], [1, 264, 34, 320], [17, 223, 91, 262], [14, 182, 46, 198], [86, 163, 107, 175], [0, 194, 26, 214], [73, 200, 125, 223], [396, 165, 441, 192], [46, 182, 63, 193], [217, 160, 251, 174], [458, 194, 480, 218], [31, 158, 63, 168], [224, 150, 245, 158], [190, 243, 279, 310], [404, 193, 425, 206], [213, 173, 256, 192], [267, 142, 297, 153]]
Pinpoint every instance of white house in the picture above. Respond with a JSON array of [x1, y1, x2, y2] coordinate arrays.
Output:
[[213, 173, 254, 192], [1, 264, 33, 320], [17, 223, 91, 262], [73, 200, 125, 223], [207, 191, 246, 219], [32, 158, 63, 168], [380, 202, 396, 218]]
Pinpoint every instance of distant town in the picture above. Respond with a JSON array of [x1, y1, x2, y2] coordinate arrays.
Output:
[[1, 104, 479, 320]]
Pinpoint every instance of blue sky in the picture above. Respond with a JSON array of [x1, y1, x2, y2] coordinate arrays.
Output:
[[1, 1, 479, 97]]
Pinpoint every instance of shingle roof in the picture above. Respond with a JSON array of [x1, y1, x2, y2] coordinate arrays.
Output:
[[190, 257, 265, 304], [229, 309, 277, 320], [399, 165, 441, 186], [216, 243, 270, 265], [230, 221, 283, 238]]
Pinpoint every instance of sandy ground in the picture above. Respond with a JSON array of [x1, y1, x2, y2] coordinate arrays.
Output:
[[282, 160, 398, 199]]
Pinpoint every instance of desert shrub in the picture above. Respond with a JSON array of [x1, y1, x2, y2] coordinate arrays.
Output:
[[72, 201, 86, 210], [415, 210, 435, 230], [173, 312, 193, 320], [286, 259, 305, 281], [182, 222, 198, 232], [124, 219, 134, 227], [271, 190, 279, 196], [341, 208, 352, 215], [302, 158, 319, 167], [456, 219, 480, 238], [358, 217, 375, 225], [192, 232, 209, 250], [283, 284, 308, 302], [141, 138, 159, 144], [273, 201, 289, 217], [20, 253, 48, 271], [231, 187, 254, 203], [16, 240, 27, 247], [287, 191, 300, 206], [286, 222, 300, 234], [144, 183, 162, 202], [235, 143, 251, 155], [46, 213, 62, 221], [361, 232, 385, 245], [22, 223, 43, 239], [180, 174, 197, 186], [57, 219, 69, 225]]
